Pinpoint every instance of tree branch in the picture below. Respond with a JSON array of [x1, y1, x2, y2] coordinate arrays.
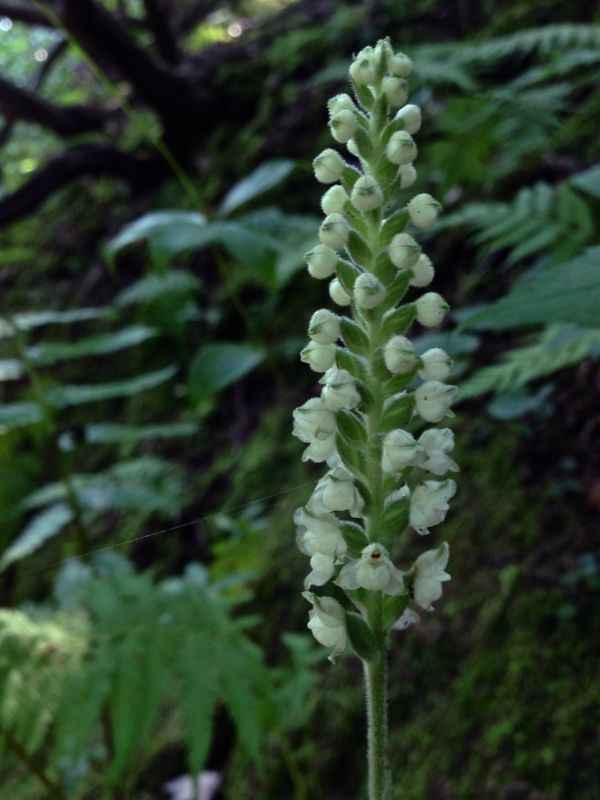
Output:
[[142, 0, 181, 63], [0, 144, 159, 227], [0, 1, 54, 26]]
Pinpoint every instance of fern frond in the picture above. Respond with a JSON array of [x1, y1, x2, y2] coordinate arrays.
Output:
[[457, 25, 600, 63]]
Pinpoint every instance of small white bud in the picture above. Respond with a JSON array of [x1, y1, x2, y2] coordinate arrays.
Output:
[[382, 429, 419, 473], [415, 292, 449, 327], [312, 466, 363, 516], [383, 335, 418, 374], [395, 104, 422, 134], [349, 47, 377, 85], [388, 52, 413, 77], [294, 507, 346, 559], [398, 164, 417, 188], [411, 543, 451, 610], [320, 367, 361, 410], [408, 193, 441, 228], [389, 232, 422, 269], [300, 340, 336, 373], [386, 131, 418, 166], [329, 278, 352, 306], [304, 592, 347, 660], [350, 175, 383, 212], [313, 148, 346, 183], [327, 93, 356, 116], [410, 480, 456, 536], [417, 428, 458, 475], [419, 348, 453, 381], [382, 76, 408, 107], [306, 244, 337, 279], [330, 109, 358, 144], [292, 398, 336, 443], [321, 185, 349, 215], [414, 380, 458, 423], [319, 213, 350, 249], [346, 138, 360, 157], [309, 308, 341, 344], [353, 272, 386, 310], [409, 254, 434, 287]]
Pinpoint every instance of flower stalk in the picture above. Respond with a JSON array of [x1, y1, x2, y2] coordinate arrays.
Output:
[[294, 40, 458, 799]]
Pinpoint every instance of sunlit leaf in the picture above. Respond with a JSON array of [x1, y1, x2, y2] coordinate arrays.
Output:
[[0, 503, 74, 570], [27, 326, 157, 366], [0, 402, 44, 431], [84, 421, 199, 444], [188, 343, 264, 404], [45, 366, 178, 408], [219, 159, 295, 216]]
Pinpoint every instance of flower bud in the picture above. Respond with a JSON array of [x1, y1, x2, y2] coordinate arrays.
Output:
[[319, 213, 350, 249], [329, 278, 352, 306], [353, 272, 386, 309], [321, 185, 349, 215], [419, 348, 453, 381], [328, 93, 355, 116], [330, 109, 358, 144], [409, 254, 434, 287], [399, 164, 417, 188], [382, 429, 419, 473], [306, 243, 338, 279], [408, 193, 441, 228], [295, 507, 346, 559], [388, 52, 412, 77], [349, 47, 377, 85], [337, 543, 405, 595], [313, 466, 363, 516], [389, 232, 421, 269], [309, 308, 341, 344], [409, 480, 456, 535], [392, 607, 420, 630], [382, 76, 408, 107], [321, 367, 361, 410], [383, 335, 418, 374], [350, 175, 383, 212], [417, 428, 458, 475], [414, 380, 458, 422], [292, 398, 336, 443], [394, 103, 422, 134], [346, 138, 359, 157], [304, 592, 348, 660], [313, 148, 346, 183], [415, 292, 449, 327], [411, 543, 451, 610], [300, 340, 336, 373], [386, 131, 417, 166]]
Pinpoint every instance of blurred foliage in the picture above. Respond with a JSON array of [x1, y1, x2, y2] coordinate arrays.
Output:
[[0, 0, 599, 797]]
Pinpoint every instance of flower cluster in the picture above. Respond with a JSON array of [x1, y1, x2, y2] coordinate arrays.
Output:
[[294, 40, 458, 660]]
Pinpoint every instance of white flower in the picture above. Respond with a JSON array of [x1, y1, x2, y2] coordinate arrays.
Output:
[[408, 193, 441, 228], [310, 466, 363, 517], [411, 542, 451, 610], [309, 308, 341, 344], [295, 507, 346, 558], [409, 480, 456, 535], [300, 340, 336, 373], [392, 607, 420, 630], [414, 380, 458, 422], [330, 109, 358, 144], [388, 52, 412, 78], [383, 335, 418, 374], [349, 47, 377, 85], [304, 592, 348, 660], [305, 553, 336, 587], [336, 543, 405, 595], [395, 104, 422, 134], [306, 244, 337, 280], [321, 185, 349, 215], [320, 366, 361, 410], [419, 348, 452, 381], [351, 176, 383, 212], [313, 148, 345, 183], [346, 138, 359, 157], [319, 213, 350, 249], [386, 131, 417, 165], [328, 93, 356, 116], [417, 428, 458, 475], [382, 429, 419, 473], [409, 254, 434, 287], [329, 278, 352, 307], [292, 397, 336, 442], [415, 292, 449, 327], [382, 76, 408, 107], [389, 232, 421, 269], [399, 164, 417, 188], [353, 272, 386, 309]]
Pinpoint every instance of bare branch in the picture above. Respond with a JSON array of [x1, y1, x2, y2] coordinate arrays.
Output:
[[142, 0, 181, 63]]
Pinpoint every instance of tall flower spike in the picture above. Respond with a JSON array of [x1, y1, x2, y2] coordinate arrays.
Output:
[[292, 40, 459, 800]]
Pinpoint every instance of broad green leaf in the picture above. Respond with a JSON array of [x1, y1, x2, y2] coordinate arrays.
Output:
[[0, 359, 23, 380], [0, 402, 43, 431], [459, 247, 600, 331], [188, 343, 264, 403], [85, 421, 198, 444], [1, 503, 73, 570], [219, 160, 295, 216], [0, 308, 107, 337], [570, 164, 600, 199], [46, 365, 177, 408], [105, 211, 207, 266], [115, 270, 200, 306], [27, 325, 157, 366]]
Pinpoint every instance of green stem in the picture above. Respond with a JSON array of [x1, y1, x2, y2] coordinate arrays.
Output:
[[364, 616, 390, 800], [3, 730, 68, 800]]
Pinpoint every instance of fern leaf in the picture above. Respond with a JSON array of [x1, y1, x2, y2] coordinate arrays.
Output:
[[178, 633, 217, 774]]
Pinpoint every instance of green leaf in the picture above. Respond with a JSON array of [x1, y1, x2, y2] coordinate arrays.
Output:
[[115, 270, 200, 306], [46, 366, 177, 408], [346, 230, 371, 266], [335, 348, 367, 382], [104, 211, 208, 266], [85, 421, 199, 444], [179, 635, 215, 773], [381, 394, 415, 431], [340, 317, 369, 355], [340, 521, 368, 556], [571, 164, 600, 199], [188, 343, 264, 404], [0, 307, 107, 336], [336, 409, 367, 446], [335, 433, 366, 477], [345, 613, 378, 661], [28, 325, 157, 366], [353, 127, 374, 160], [383, 271, 411, 310], [336, 258, 361, 294], [382, 595, 409, 630], [382, 365, 419, 396], [0, 359, 23, 381], [381, 304, 416, 339], [1, 503, 73, 570], [380, 209, 409, 245], [219, 160, 295, 216], [379, 494, 410, 538], [0, 402, 44, 431]]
